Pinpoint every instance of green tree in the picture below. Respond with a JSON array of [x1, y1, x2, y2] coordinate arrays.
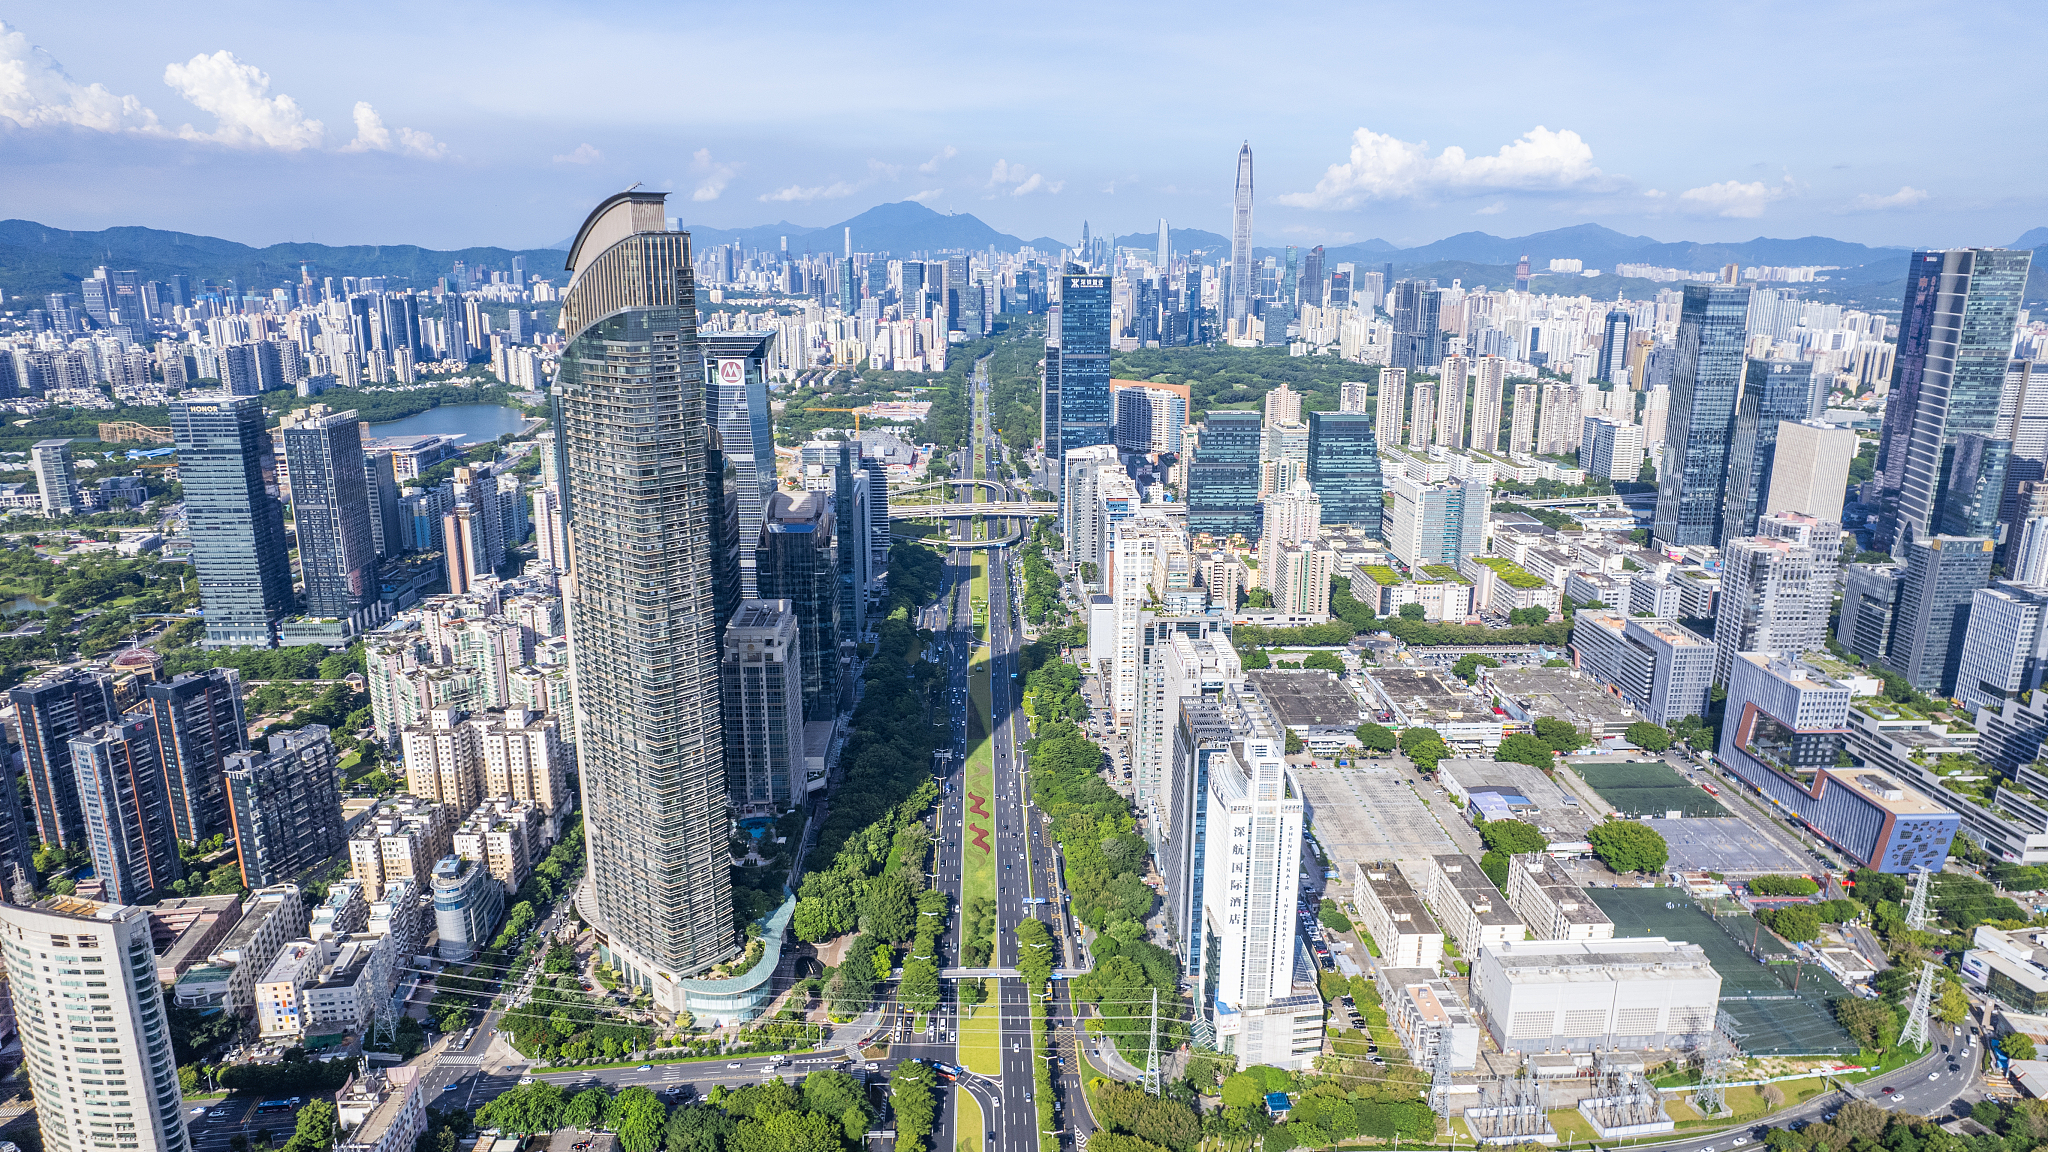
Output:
[[1587, 820, 1668, 874], [1507, 606, 1550, 626], [1749, 875, 1820, 896], [860, 873, 916, 942], [1316, 899, 1353, 934], [1758, 906, 1822, 943], [1532, 716, 1584, 753], [279, 1101, 338, 1152], [1478, 819, 1548, 856], [2003, 1032, 2037, 1061], [1301, 651, 1344, 673], [1832, 996, 1897, 1050], [1450, 654, 1500, 683], [1624, 721, 1672, 751], [1397, 602, 1425, 620], [1220, 1073, 1265, 1109], [563, 1087, 610, 1130], [890, 1061, 938, 1152], [605, 1088, 669, 1152], [1283, 729, 1305, 755], [1399, 727, 1447, 773], [1495, 733, 1554, 769], [1353, 723, 1397, 754], [1014, 917, 1055, 991], [899, 957, 941, 1016], [1935, 981, 1971, 1026]]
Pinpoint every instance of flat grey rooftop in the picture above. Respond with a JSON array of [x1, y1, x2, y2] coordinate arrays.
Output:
[[1296, 766, 1456, 872]]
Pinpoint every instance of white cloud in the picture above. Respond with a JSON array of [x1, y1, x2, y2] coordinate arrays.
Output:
[[1475, 200, 1507, 215], [0, 20, 163, 133], [690, 148, 740, 201], [759, 181, 861, 203], [1853, 185, 1929, 210], [553, 143, 602, 165], [342, 101, 444, 158], [1279, 125, 1604, 209], [917, 145, 956, 174], [988, 159, 1060, 196], [163, 50, 324, 150], [868, 158, 901, 181], [906, 188, 944, 203], [1680, 178, 1787, 218]]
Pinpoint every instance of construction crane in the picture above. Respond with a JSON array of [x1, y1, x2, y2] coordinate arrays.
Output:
[[804, 407, 868, 433]]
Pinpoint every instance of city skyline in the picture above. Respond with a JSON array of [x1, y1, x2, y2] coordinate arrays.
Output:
[[2, 4, 2043, 251]]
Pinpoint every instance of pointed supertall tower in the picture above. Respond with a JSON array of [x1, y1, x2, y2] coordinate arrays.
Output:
[[1231, 143, 1254, 327]]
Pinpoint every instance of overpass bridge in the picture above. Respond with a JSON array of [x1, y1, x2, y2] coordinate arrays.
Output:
[[886, 501, 1056, 521]]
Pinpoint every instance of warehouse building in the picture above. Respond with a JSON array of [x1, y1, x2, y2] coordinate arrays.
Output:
[[1472, 937, 1721, 1054]]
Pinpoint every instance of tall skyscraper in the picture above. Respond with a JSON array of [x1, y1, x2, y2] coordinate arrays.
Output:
[[31, 438, 80, 516], [279, 405, 379, 631], [1306, 412, 1384, 527], [1721, 360, 1822, 544], [1230, 144, 1254, 328], [1887, 534, 1995, 695], [1470, 356, 1507, 454], [1375, 369, 1407, 450], [1437, 355, 1469, 448], [1595, 304, 1631, 383], [174, 394, 293, 647], [1300, 246, 1325, 311], [1652, 282, 1753, 548], [555, 190, 734, 1001], [1187, 411, 1262, 539], [1055, 267, 1112, 459], [1391, 280, 1443, 370], [1875, 248, 2034, 550], [758, 489, 841, 719], [8, 668, 116, 851], [224, 726, 348, 888], [72, 716, 184, 904], [721, 599, 806, 814], [1766, 420, 1859, 525], [146, 670, 246, 844], [1, 897, 191, 1152], [703, 333, 778, 596], [1711, 513, 1842, 687], [1157, 218, 1169, 275]]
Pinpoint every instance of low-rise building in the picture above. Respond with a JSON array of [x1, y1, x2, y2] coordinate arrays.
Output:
[[302, 933, 394, 1037], [367, 877, 425, 962], [1360, 669, 1503, 753], [1847, 698, 2048, 864], [1484, 666, 1643, 742], [1569, 610, 1714, 726], [452, 798, 544, 895], [1427, 854, 1526, 954], [336, 1067, 426, 1152], [1377, 966, 1481, 1070], [149, 894, 243, 984], [348, 795, 455, 900], [1963, 925, 2048, 1011], [255, 940, 325, 1037], [1351, 862, 1444, 971], [1463, 555, 1563, 616], [310, 880, 370, 941], [1471, 937, 1721, 1054], [1505, 853, 1615, 942], [1243, 670, 1363, 753]]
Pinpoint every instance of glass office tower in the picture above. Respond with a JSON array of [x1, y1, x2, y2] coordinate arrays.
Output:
[[1652, 282, 1753, 547], [1721, 360, 1820, 544], [1306, 411, 1384, 527], [555, 191, 734, 1004], [1187, 411, 1263, 539], [173, 394, 293, 647]]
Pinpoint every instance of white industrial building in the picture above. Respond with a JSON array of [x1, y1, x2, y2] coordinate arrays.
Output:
[[1472, 938, 1721, 1053], [1428, 854, 1527, 954], [1506, 854, 1615, 942], [1351, 861, 1445, 971], [1379, 966, 1481, 1070]]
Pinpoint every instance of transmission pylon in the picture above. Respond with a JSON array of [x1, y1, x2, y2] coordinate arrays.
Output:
[[1692, 1010, 1743, 1117], [1142, 988, 1160, 1095], [1428, 1025, 1458, 1118], [1900, 959, 1938, 1050], [1905, 865, 1933, 932]]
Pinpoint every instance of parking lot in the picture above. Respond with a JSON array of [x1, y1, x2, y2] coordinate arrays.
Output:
[[1296, 765, 1457, 873]]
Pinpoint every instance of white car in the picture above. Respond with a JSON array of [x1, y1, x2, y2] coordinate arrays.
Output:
[[1928, 1071, 1940, 1080]]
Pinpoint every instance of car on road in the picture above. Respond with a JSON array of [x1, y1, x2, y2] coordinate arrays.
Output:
[[518, 1076, 535, 1085], [442, 1084, 460, 1092], [637, 1064, 653, 1071], [728, 1062, 742, 1069], [1927, 1071, 1940, 1080], [190, 1108, 207, 1116], [210, 1111, 228, 1119]]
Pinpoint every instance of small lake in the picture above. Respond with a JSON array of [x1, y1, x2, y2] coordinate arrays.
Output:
[[1, 593, 53, 616], [367, 404, 533, 445]]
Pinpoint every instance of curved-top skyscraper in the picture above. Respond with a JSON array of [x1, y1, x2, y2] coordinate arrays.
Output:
[[1231, 143, 1254, 328], [557, 190, 734, 1006]]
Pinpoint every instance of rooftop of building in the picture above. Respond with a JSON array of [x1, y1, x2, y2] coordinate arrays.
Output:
[[1735, 652, 1859, 696], [1576, 609, 1709, 649], [1486, 667, 1641, 726], [1247, 670, 1363, 730], [1475, 555, 1546, 589], [1432, 855, 1525, 926], [1354, 861, 1442, 938], [1508, 853, 1613, 926], [1482, 936, 1715, 976], [1828, 766, 1956, 818], [1363, 668, 1486, 722]]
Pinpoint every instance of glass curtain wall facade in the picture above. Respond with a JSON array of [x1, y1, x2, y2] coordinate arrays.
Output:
[[1722, 360, 1819, 544], [555, 191, 734, 1002], [1653, 283, 1753, 547], [1187, 411, 1262, 539], [702, 331, 779, 598], [1306, 411, 1384, 527], [173, 394, 293, 647], [1057, 269, 1112, 458]]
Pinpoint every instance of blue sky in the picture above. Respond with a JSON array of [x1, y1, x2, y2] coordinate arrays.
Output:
[[1, 0, 2041, 252]]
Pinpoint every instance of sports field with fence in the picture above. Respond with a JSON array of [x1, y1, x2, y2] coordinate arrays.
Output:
[[1573, 762, 1727, 818], [1591, 887, 1858, 1056]]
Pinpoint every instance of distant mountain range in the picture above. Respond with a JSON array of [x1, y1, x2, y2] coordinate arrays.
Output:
[[5, 205, 2043, 307]]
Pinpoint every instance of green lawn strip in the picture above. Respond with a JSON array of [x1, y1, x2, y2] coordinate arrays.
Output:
[[965, 637, 996, 912], [956, 1089, 984, 1152], [958, 982, 1002, 1075], [1032, 994, 1056, 1152]]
